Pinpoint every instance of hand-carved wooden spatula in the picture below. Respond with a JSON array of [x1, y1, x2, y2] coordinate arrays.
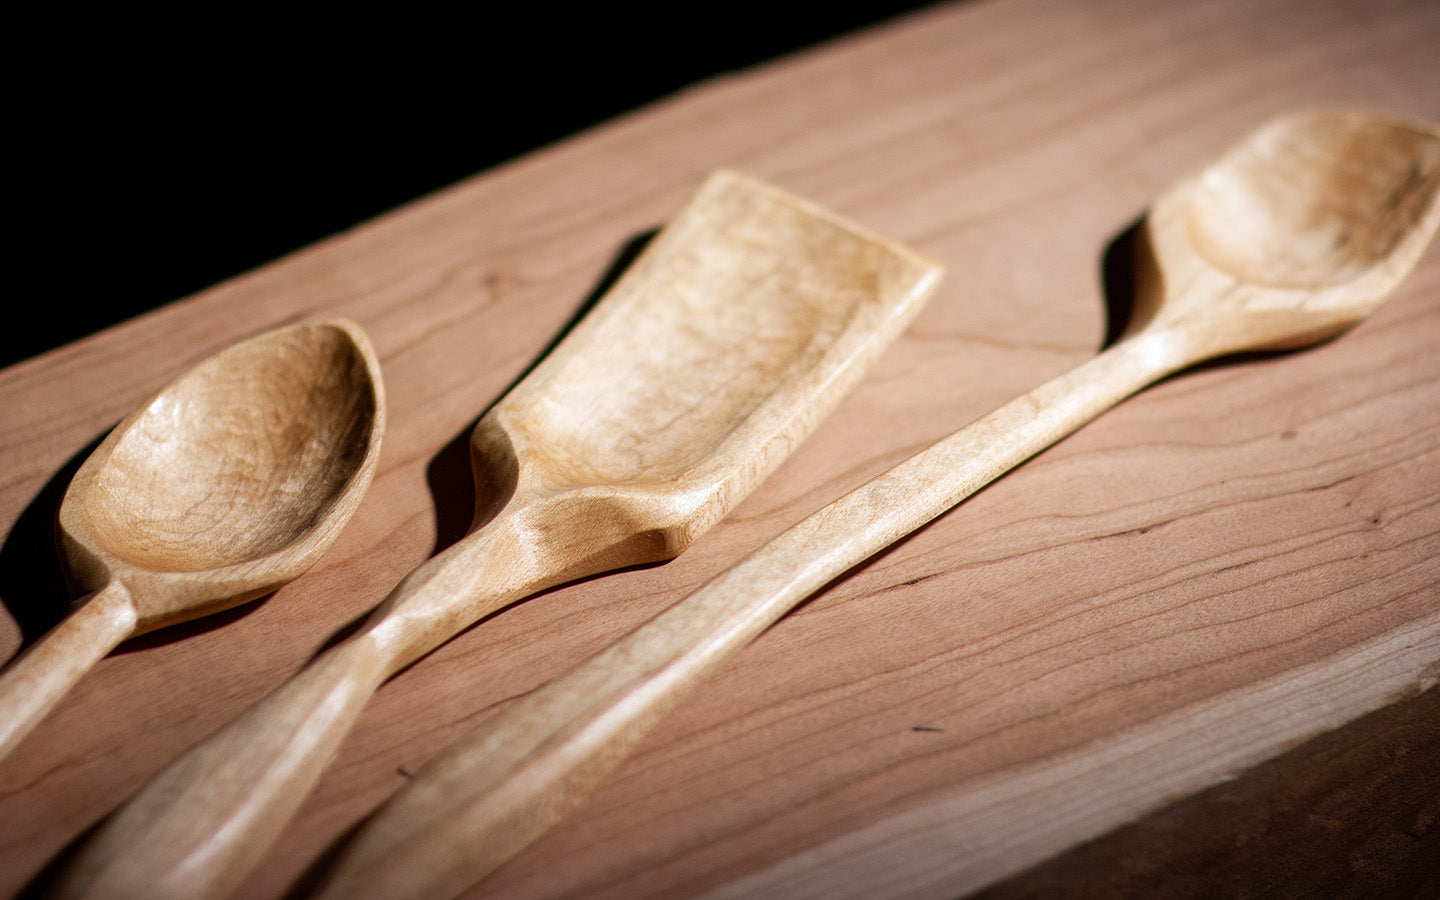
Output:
[[53, 169, 943, 898]]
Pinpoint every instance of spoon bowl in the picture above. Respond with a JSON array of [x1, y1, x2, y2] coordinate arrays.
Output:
[[60, 319, 386, 625], [1138, 111, 1440, 353], [0, 319, 385, 760]]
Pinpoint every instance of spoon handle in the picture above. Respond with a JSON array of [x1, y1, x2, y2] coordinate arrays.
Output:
[[0, 582, 136, 762], [50, 506, 567, 900], [312, 332, 1189, 899]]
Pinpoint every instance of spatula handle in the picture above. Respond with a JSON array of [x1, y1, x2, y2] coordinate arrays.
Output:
[[49, 631, 390, 899], [313, 334, 1183, 900], [50, 507, 557, 900], [0, 582, 135, 763]]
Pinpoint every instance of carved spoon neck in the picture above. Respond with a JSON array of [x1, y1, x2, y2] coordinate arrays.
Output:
[[355, 503, 549, 674]]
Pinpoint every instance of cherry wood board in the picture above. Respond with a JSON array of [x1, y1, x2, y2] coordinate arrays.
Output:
[[2, 0, 1437, 896]]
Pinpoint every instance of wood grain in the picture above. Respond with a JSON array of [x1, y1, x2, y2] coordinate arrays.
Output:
[[2, 0, 1438, 896]]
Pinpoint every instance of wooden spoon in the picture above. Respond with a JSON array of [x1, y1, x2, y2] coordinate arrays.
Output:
[[52, 169, 943, 898], [0, 319, 386, 762], [311, 110, 1440, 900]]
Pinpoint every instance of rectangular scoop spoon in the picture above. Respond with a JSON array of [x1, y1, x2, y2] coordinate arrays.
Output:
[[307, 110, 1440, 900], [54, 169, 943, 898]]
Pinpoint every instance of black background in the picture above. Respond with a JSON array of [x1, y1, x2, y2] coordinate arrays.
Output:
[[7, 5, 938, 368]]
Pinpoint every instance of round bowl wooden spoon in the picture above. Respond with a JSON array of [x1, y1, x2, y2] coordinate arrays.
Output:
[[310, 110, 1440, 900], [0, 319, 386, 762]]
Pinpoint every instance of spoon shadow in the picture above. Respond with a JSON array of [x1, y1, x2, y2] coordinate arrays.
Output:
[[1099, 216, 1144, 352], [0, 434, 99, 653]]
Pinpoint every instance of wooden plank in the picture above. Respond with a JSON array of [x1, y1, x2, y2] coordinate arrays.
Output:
[[1, 0, 1437, 896]]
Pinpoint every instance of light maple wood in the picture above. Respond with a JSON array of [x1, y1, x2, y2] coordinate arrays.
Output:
[[48, 169, 942, 899], [308, 111, 1440, 900], [0, 319, 385, 763]]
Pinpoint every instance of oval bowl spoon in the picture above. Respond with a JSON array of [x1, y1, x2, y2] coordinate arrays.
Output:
[[311, 110, 1440, 900], [53, 169, 943, 899], [0, 319, 386, 762]]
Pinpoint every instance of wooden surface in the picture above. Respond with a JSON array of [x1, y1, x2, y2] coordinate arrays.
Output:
[[2, 0, 1438, 896], [308, 112, 1440, 900]]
